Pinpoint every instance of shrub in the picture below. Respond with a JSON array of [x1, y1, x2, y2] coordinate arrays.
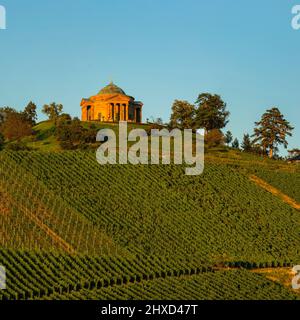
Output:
[[205, 129, 225, 148]]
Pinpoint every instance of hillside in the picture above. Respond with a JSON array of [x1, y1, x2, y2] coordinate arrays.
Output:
[[13, 120, 152, 152], [0, 146, 299, 300]]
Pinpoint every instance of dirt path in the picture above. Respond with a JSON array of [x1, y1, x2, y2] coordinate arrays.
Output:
[[0, 186, 76, 255], [19, 203, 76, 255], [252, 267, 299, 294], [249, 175, 300, 211]]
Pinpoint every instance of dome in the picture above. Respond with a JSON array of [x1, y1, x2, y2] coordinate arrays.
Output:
[[98, 82, 126, 95]]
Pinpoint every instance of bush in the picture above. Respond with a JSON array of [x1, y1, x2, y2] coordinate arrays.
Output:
[[5, 141, 32, 151], [205, 129, 225, 148], [56, 117, 97, 150]]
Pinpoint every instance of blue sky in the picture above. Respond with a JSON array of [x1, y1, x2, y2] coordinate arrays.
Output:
[[0, 0, 299, 154]]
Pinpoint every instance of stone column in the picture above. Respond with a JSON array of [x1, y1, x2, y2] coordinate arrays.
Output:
[[111, 103, 115, 121], [120, 104, 123, 120], [122, 104, 126, 121]]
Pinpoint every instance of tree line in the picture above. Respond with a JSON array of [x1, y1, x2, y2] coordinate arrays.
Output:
[[0, 102, 98, 150], [169, 93, 295, 159], [0, 95, 297, 158]]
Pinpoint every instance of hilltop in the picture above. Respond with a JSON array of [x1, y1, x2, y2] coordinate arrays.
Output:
[[5, 120, 299, 170]]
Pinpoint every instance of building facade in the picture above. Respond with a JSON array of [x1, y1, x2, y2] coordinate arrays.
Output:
[[81, 82, 143, 123]]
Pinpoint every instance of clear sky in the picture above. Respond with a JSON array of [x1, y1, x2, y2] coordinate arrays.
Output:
[[0, 0, 299, 154]]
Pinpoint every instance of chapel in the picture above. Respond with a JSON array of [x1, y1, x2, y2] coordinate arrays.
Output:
[[81, 82, 143, 123]]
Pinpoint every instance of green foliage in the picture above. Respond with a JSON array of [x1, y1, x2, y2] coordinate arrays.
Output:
[[5, 141, 32, 151], [46, 269, 297, 300], [4, 151, 300, 265], [232, 138, 239, 149], [195, 93, 230, 131], [0, 107, 33, 141], [23, 101, 37, 125], [205, 129, 225, 148], [253, 168, 300, 203], [0, 250, 296, 300], [42, 102, 63, 123], [252, 107, 294, 158], [241, 133, 252, 152], [225, 130, 233, 145], [170, 100, 195, 129], [55, 117, 97, 150], [1, 151, 300, 300]]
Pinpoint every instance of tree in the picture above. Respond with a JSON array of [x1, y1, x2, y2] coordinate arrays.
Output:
[[224, 131, 233, 146], [241, 133, 252, 152], [42, 102, 63, 123], [0, 111, 32, 140], [194, 93, 230, 132], [56, 116, 97, 150], [205, 129, 225, 148], [251, 144, 265, 156], [232, 138, 239, 149], [170, 100, 195, 130], [252, 107, 294, 158], [23, 101, 37, 125], [0, 106, 16, 124], [0, 132, 4, 150], [154, 117, 164, 126]]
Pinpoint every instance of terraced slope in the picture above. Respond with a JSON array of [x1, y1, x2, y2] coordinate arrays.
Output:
[[3, 151, 300, 265], [45, 269, 297, 300], [0, 154, 120, 255], [0, 250, 297, 300], [0, 151, 299, 300], [253, 168, 300, 203]]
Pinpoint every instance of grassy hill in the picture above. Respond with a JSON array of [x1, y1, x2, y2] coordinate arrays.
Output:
[[0, 121, 299, 300], [14, 120, 152, 152]]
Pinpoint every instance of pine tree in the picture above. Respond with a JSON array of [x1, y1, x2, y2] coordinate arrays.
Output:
[[241, 133, 252, 152], [252, 107, 294, 158], [225, 131, 233, 145], [232, 138, 239, 149]]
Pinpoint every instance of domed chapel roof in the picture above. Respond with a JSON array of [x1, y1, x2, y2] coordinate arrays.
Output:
[[98, 82, 126, 95]]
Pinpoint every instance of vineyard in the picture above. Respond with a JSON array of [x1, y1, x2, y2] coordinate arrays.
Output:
[[0, 249, 297, 300], [253, 168, 300, 203], [45, 269, 297, 300], [0, 150, 299, 299]]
